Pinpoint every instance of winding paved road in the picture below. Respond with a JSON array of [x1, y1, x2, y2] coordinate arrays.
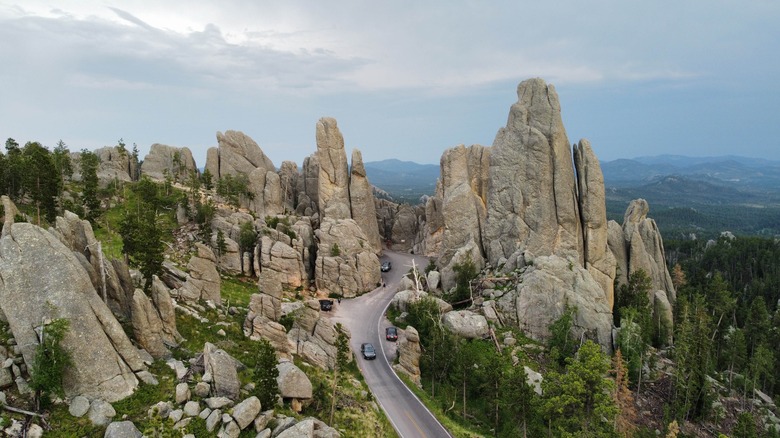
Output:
[[327, 250, 452, 438]]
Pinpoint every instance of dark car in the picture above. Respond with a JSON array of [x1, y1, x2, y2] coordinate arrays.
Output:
[[381, 261, 392, 272], [361, 343, 377, 360], [385, 326, 398, 341], [319, 299, 333, 311]]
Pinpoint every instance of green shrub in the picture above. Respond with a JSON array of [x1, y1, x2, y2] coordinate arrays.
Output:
[[30, 318, 72, 406]]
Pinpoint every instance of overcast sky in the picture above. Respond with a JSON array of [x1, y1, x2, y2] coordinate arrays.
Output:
[[1, 1, 778, 167]]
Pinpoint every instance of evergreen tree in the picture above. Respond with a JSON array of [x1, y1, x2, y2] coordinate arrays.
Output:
[[201, 168, 214, 190], [252, 339, 280, 409], [119, 178, 165, 292], [30, 319, 72, 409], [4, 137, 24, 199], [548, 305, 577, 368], [732, 412, 757, 438], [79, 149, 101, 223], [541, 340, 618, 436], [673, 294, 713, 420], [499, 359, 536, 438], [22, 141, 60, 224], [52, 139, 73, 191], [722, 326, 747, 391]]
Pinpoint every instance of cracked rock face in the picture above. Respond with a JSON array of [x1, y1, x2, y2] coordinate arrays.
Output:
[[483, 78, 582, 267], [496, 255, 613, 350], [315, 218, 380, 298], [0, 222, 143, 402], [316, 117, 351, 220], [349, 149, 382, 253], [140, 144, 197, 182]]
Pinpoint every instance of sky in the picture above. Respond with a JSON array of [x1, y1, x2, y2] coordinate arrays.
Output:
[[1, 1, 779, 167]]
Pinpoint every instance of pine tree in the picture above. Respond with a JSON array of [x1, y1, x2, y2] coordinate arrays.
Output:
[[253, 339, 280, 409], [22, 142, 60, 224], [119, 178, 165, 292], [542, 340, 617, 436], [80, 149, 101, 223], [500, 360, 536, 437]]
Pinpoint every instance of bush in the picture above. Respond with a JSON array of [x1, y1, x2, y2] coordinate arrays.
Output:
[[30, 318, 72, 406]]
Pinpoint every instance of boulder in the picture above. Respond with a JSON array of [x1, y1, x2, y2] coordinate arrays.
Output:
[[279, 161, 299, 214], [130, 289, 170, 359], [243, 313, 292, 357], [70, 146, 135, 187], [52, 210, 134, 319], [296, 155, 320, 218], [316, 117, 351, 219], [496, 255, 613, 350], [276, 360, 313, 400], [0, 221, 143, 402], [441, 310, 489, 339], [104, 421, 142, 438], [349, 149, 382, 253], [231, 396, 262, 430], [88, 399, 116, 427], [391, 290, 452, 314], [140, 144, 197, 182], [390, 204, 420, 252], [256, 218, 315, 291], [204, 343, 241, 400], [69, 395, 90, 417]]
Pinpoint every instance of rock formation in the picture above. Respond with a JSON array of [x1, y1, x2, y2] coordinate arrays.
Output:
[[177, 243, 221, 305], [610, 199, 676, 316], [393, 326, 422, 387], [255, 218, 315, 291], [349, 149, 382, 253], [51, 210, 135, 319], [316, 118, 351, 220], [71, 146, 137, 187], [496, 255, 613, 348], [315, 218, 381, 297], [140, 144, 197, 182], [436, 144, 490, 290], [574, 139, 617, 308], [286, 299, 349, 370], [0, 221, 144, 402], [204, 130, 282, 217], [483, 78, 582, 267]]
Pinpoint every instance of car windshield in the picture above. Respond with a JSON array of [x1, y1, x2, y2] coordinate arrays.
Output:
[[364, 344, 374, 352], [387, 328, 396, 335]]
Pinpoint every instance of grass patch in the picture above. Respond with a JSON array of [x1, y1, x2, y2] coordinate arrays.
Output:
[[221, 276, 257, 308]]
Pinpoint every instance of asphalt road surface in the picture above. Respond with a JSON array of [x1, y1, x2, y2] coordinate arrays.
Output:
[[327, 250, 452, 438]]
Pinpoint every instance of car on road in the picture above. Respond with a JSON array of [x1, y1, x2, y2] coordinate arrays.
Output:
[[385, 326, 398, 341], [319, 299, 333, 311], [381, 261, 392, 272], [361, 343, 377, 360]]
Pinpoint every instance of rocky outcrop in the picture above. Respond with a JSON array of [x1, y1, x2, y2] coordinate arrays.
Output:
[[437, 145, 490, 291], [51, 210, 135, 319], [621, 199, 676, 302], [140, 144, 197, 182], [391, 290, 452, 314], [177, 243, 221, 305], [279, 161, 299, 214], [349, 149, 382, 253], [71, 146, 137, 187], [393, 326, 421, 387], [483, 78, 582, 266], [204, 342, 242, 400], [441, 310, 489, 339], [295, 155, 320, 218], [316, 118, 351, 220], [286, 300, 349, 370], [496, 255, 613, 349], [130, 289, 171, 359], [205, 130, 283, 217], [574, 140, 616, 309], [0, 221, 144, 402], [315, 218, 380, 298], [256, 218, 315, 291]]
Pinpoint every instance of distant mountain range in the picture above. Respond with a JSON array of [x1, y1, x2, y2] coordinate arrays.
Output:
[[365, 155, 780, 238], [363, 159, 439, 204]]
